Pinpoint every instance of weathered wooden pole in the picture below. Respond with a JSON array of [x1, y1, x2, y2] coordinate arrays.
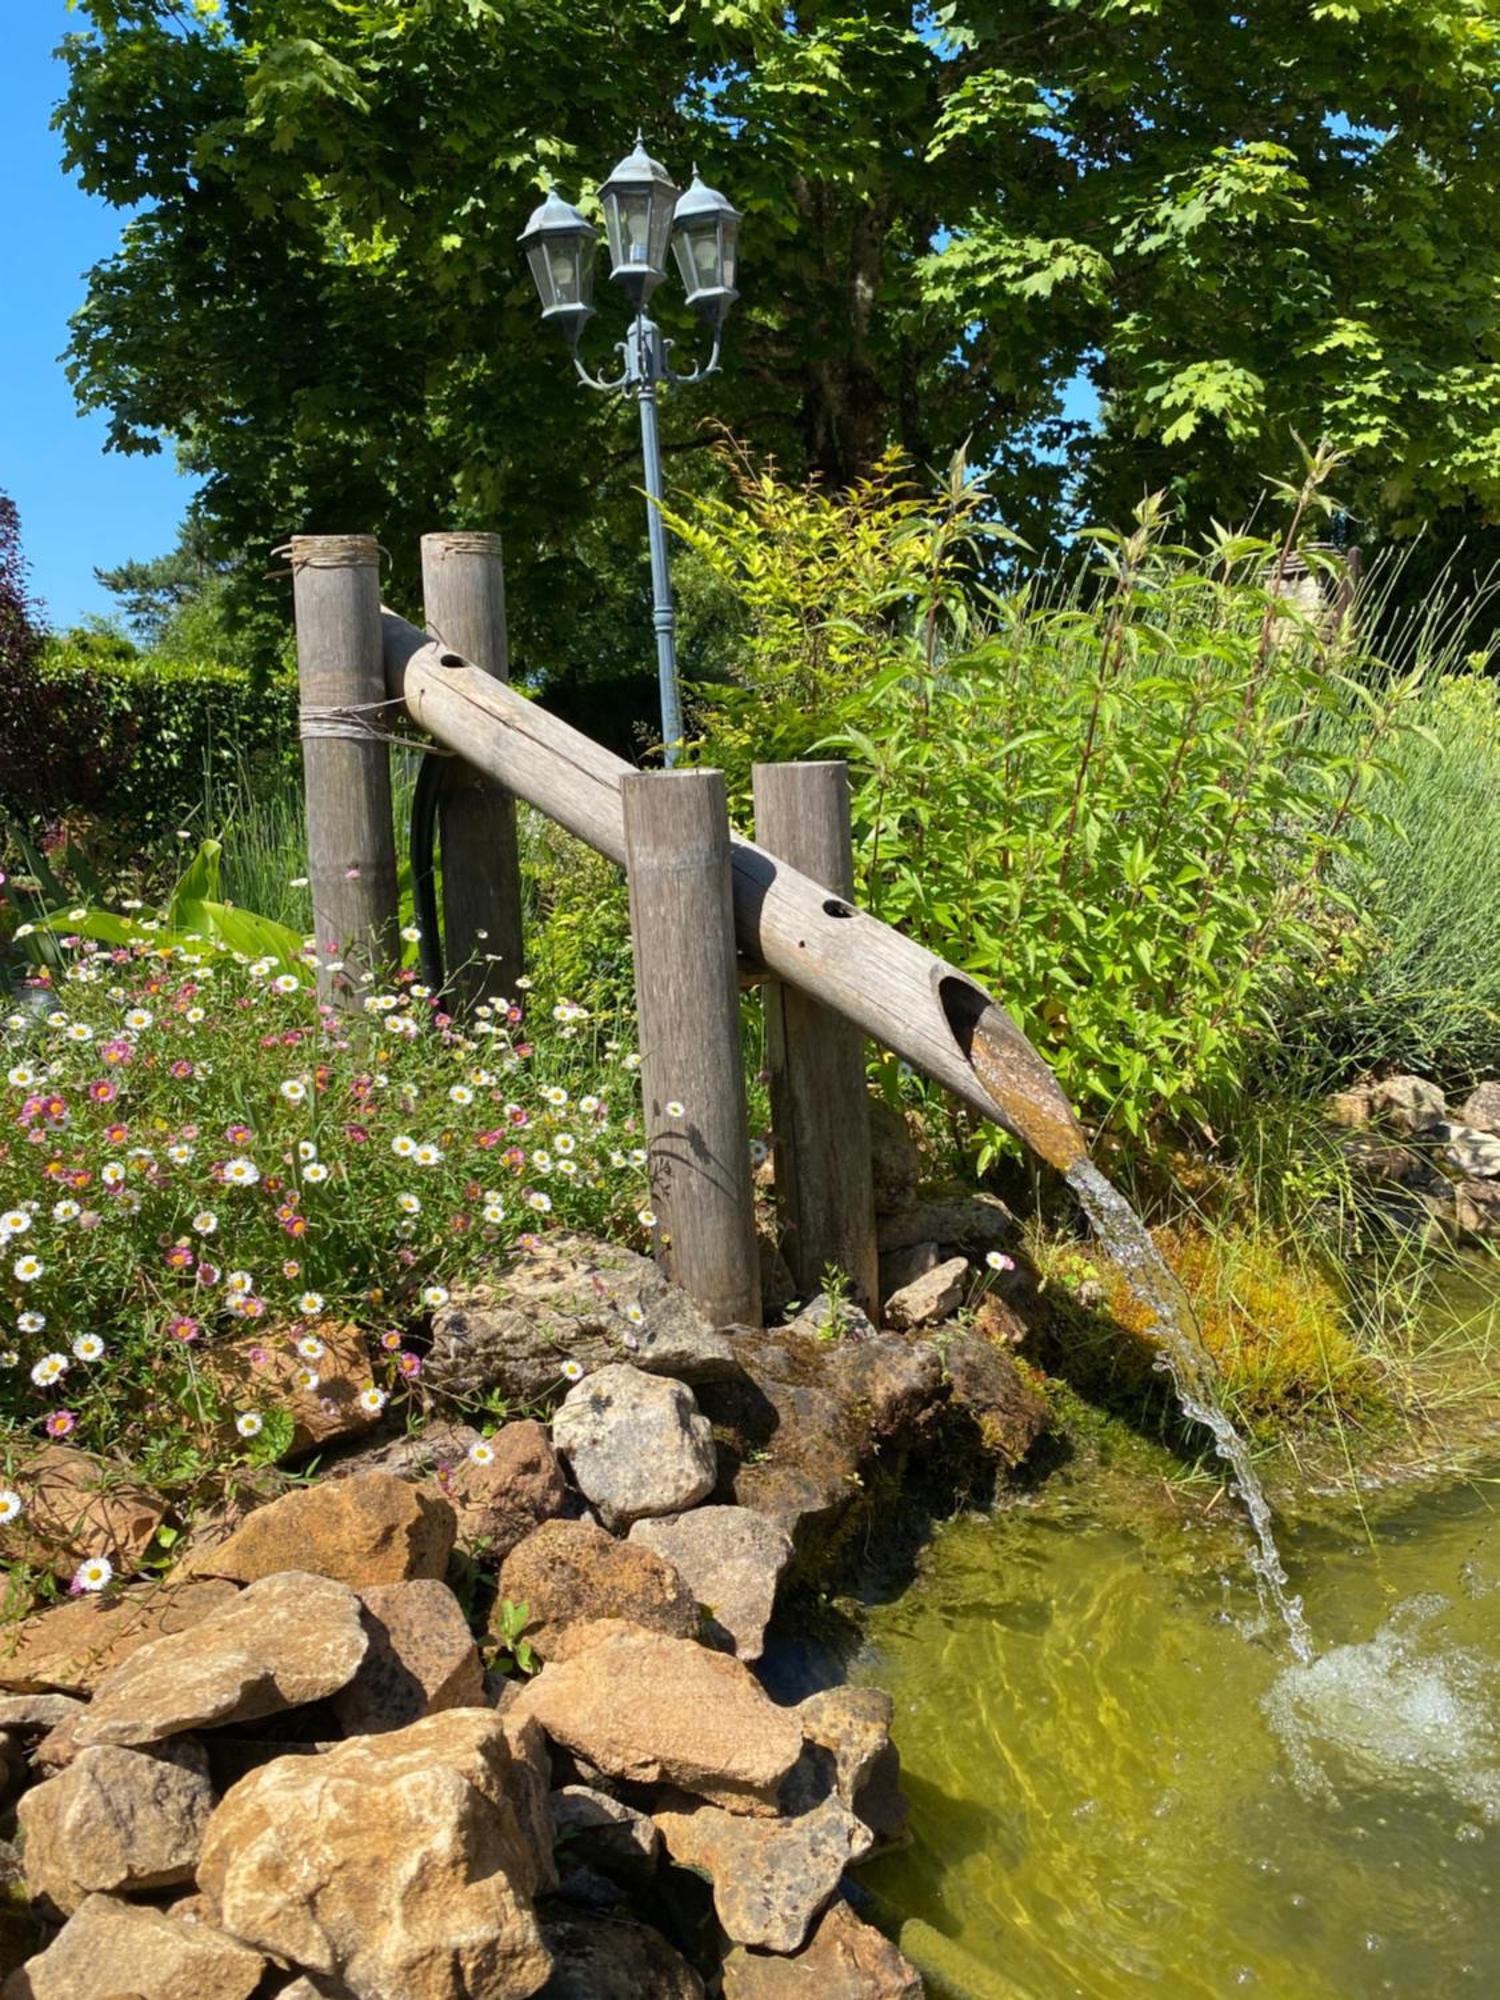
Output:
[[753, 762, 879, 1311], [622, 771, 762, 1329], [290, 535, 400, 1004], [420, 532, 524, 1007]]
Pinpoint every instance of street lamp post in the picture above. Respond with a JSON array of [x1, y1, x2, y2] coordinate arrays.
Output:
[[520, 136, 740, 766]]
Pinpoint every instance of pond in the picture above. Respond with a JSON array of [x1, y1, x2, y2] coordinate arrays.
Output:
[[855, 1458, 1500, 1998]]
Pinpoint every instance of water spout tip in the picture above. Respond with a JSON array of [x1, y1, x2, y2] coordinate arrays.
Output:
[[938, 976, 1089, 1173]]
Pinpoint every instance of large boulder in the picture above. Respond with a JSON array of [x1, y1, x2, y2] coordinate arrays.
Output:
[[181, 1471, 454, 1589], [17, 1740, 216, 1914], [425, 1234, 739, 1406], [0, 1893, 263, 2000], [550, 1366, 716, 1531], [497, 1519, 698, 1658], [0, 1579, 239, 1697], [941, 1334, 1050, 1467], [652, 1791, 872, 1953], [74, 1571, 367, 1748], [720, 1897, 923, 1999], [439, 1419, 569, 1559], [537, 1907, 704, 1999], [628, 1507, 792, 1662], [1438, 1122, 1500, 1179], [0, 1446, 168, 1584], [332, 1579, 485, 1735], [1459, 1081, 1500, 1136], [196, 1708, 551, 2000], [510, 1620, 802, 1814]]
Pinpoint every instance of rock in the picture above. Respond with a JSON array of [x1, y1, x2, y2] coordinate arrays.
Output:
[[795, 1687, 907, 1846], [326, 1418, 482, 1482], [1369, 1074, 1447, 1135], [652, 1791, 872, 1952], [0, 1446, 167, 1583], [875, 1192, 1016, 1256], [17, 1739, 216, 1914], [332, 1579, 484, 1735], [1460, 1081, 1500, 1136], [537, 1907, 704, 1999], [204, 1320, 379, 1456], [1324, 1085, 1375, 1129], [0, 1696, 82, 1736], [183, 1470, 455, 1588], [550, 1785, 661, 1887], [1456, 1179, 1500, 1238], [550, 1366, 716, 1531], [785, 1294, 880, 1344], [197, 1708, 551, 2000], [720, 1897, 923, 1999], [629, 1507, 792, 1661], [426, 1234, 739, 1407], [439, 1419, 570, 1559], [1438, 1122, 1500, 1179], [498, 1519, 697, 1657], [867, 1101, 921, 1215], [0, 1892, 263, 2000], [75, 1571, 367, 1748], [877, 1241, 939, 1304], [826, 1336, 943, 1442], [0, 1580, 240, 1696], [1340, 1129, 1452, 1197], [883, 1256, 968, 1331], [511, 1620, 802, 1813], [941, 1334, 1050, 1466]]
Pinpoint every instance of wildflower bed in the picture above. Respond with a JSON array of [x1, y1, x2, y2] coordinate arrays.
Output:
[[0, 929, 649, 1520]]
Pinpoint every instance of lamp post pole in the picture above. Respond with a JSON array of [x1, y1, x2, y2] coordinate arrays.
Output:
[[629, 317, 683, 764], [520, 138, 740, 768]]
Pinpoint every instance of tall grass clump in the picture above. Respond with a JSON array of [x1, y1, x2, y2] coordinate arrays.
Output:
[[673, 439, 1424, 1155]]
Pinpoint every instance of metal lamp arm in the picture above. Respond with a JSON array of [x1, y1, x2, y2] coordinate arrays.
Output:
[[663, 329, 723, 387], [572, 346, 631, 394]]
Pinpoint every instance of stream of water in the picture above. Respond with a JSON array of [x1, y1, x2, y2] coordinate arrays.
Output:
[[1065, 1159, 1315, 1662], [856, 1461, 1500, 1998]]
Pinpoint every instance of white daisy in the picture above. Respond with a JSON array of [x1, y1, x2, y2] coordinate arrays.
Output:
[[223, 1157, 260, 1187], [0, 1490, 22, 1525], [468, 1440, 496, 1467], [13, 1255, 44, 1283], [30, 1352, 68, 1387], [72, 1556, 113, 1594], [302, 1162, 329, 1183], [71, 1335, 106, 1363], [357, 1385, 388, 1415], [298, 1292, 326, 1318], [421, 1284, 450, 1310], [235, 1412, 263, 1438]]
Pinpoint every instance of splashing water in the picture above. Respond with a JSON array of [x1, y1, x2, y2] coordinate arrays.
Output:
[[1264, 1593, 1500, 1821], [1066, 1157, 1315, 1662]]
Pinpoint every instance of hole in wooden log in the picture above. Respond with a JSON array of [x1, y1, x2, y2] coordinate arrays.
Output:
[[822, 898, 856, 918], [937, 974, 1087, 1174]]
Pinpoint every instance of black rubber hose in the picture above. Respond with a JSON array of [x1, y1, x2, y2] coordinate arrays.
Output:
[[410, 750, 446, 997]]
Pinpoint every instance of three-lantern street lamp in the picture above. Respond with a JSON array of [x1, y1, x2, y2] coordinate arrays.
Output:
[[520, 136, 740, 765]]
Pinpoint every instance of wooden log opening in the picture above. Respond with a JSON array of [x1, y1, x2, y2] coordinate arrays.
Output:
[[420, 532, 524, 1010], [753, 761, 879, 1312], [290, 535, 400, 1006], [622, 770, 763, 1330]]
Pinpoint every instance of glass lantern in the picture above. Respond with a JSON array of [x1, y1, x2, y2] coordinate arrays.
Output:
[[517, 189, 598, 347], [671, 171, 741, 326], [598, 134, 680, 305]]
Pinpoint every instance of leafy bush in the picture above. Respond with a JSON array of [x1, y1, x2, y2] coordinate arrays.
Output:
[[675, 443, 1420, 1147], [0, 932, 648, 1497], [0, 643, 296, 835], [0, 494, 43, 679]]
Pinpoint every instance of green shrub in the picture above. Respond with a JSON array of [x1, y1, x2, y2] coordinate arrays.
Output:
[[674, 443, 1422, 1149], [0, 644, 296, 835]]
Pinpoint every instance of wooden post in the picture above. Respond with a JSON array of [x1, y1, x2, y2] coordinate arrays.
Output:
[[420, 532, 524, 1007], [622, 771, 762, 1329], [290, 535, 400, 1005], [753, 762, 879, 1311]]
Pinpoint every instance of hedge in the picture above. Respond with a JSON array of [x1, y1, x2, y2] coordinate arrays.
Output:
[[0, 644, 297, 833]]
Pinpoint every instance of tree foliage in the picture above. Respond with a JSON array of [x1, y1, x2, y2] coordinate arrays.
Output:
[[0, 493, 43, 675], [56, 1, 1500, 672]]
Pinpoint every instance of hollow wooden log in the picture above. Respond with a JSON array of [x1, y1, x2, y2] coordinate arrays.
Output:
[[420, 532, 524, 1009], [623, 772, 761, 1328], [380, 606, 1086, 1172], [753, 762, 879, 1311], [290, 536, 400, 1005]]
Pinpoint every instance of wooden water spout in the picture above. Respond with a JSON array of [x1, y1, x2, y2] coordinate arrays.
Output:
[[378, 606, 1087, 1174]]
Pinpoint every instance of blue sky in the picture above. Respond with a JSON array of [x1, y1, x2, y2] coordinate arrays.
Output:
[[1, 4, 197, 631]]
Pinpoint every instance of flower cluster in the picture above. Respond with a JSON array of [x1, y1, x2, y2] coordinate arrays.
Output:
[[1, 934, 648, 1484]]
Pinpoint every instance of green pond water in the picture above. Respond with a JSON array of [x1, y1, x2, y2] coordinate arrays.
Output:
[[855, 1461, 1500, 1999]]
